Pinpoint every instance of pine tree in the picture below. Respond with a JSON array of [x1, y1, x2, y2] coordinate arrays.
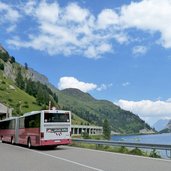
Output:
[[15, 69, 25, 90], [36, 87, 49, 106], [103, 119, 111, 140], [24, 63, 28, 70], [53, 93, 58, 103], [0, 63, 4, 70], [10, 56, 15, 63]]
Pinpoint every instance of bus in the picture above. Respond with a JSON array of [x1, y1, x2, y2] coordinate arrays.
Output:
[[0, 109, 72, 148], [0, 117, 18, 144]]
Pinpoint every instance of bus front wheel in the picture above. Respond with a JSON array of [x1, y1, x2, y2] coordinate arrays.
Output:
[[27, 138, 32, 149]]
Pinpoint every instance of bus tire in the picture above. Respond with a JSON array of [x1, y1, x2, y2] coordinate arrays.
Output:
[[11, 137, 15, 145], [1, 136, 4, 143], [27, 138, 32, 149]]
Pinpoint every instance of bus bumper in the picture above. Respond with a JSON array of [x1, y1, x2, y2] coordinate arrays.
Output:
[[40, 139, 71, 146]]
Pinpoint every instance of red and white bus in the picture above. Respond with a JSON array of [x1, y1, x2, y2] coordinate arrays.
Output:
[[0, 110, 71, 148]]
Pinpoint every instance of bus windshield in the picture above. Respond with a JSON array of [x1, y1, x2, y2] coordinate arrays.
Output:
[[44, 113, 70, 123]]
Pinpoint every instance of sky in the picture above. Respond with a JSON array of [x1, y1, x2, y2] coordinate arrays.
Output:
[[1, 0, 171, 126]]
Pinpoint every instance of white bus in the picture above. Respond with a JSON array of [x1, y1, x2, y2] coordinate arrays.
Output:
[[0, 109, 72, 148]]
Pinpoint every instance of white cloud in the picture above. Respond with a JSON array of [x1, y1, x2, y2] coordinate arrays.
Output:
[[116, 99, 171, 124], [97, 9, 119, 29], [84, 43, 113, 59], [35, 1, 59, 24], [58, 76, 112, 92], [132, 45, 148, 55], [6, 25, 17, 33], [64, 3, 89, 23], [120, 0, 171, 48], [97, 83, 113, 91], [113, 33, 129, 44], [0, 2, 20, 23], [5, 0, 171, 58], [23, 1, 36, 15], [0, 2, 20, 32], [6, 1, 120, 58], [122, 82, 130, 87], [58, 77, 97, 92]]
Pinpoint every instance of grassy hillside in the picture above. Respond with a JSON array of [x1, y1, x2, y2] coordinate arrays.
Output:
[[0, 71, 41, 115], [58, 88, 151, 134], [0, 71, 88, 124]]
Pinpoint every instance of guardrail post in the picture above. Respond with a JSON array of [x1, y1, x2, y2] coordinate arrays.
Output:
[[166, 149, 171, 159]]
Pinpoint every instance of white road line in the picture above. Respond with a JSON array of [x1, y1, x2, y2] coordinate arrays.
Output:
[[32, 150, 104, 171], [9, 144, 104, 171]]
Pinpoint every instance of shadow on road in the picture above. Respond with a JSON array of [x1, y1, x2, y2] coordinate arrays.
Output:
[[35, 145, 70, 151], [0, 141, 70, 152]]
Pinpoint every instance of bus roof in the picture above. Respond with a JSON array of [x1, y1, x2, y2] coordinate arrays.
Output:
[[22, 110, 71, 117], [0, 117, 18, 122]]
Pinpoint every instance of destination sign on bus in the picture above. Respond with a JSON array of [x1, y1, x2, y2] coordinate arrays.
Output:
[[46, 128, 68, 133]]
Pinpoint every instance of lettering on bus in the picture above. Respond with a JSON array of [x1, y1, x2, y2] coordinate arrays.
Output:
[[46, 128, 68, 133]]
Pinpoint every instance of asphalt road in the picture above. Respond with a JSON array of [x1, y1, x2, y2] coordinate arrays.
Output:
[[0, 141, 171, 171]]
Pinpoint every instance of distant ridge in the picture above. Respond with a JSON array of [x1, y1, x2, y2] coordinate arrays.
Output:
[[160, 120, 171, 133], [0, 44, 7, 54], [153, 119, 169, 131]]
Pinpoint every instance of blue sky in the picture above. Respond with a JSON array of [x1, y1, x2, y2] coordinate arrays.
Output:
[[1, 0, 171, 126]]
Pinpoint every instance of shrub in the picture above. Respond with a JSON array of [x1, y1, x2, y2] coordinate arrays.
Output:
[[23, 104, 29, 108], [0, 63, 4, 70], [82, 132, 90, 139], [8, 98, 13, 102], [129, 148, 144, 156], [149, 149, 161, 158], [118, 146, 129, 153], [0, 87, 4, 91]]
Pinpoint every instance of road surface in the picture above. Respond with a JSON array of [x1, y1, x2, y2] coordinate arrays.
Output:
[[0, 142, 171, 171]]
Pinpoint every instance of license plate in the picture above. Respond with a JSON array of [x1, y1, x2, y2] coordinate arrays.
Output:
[[54, 140, 61, 142]]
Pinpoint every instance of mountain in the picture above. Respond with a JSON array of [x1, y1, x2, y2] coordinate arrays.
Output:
[[0, 44, 152, 134], [58, 88, 151, 133], [160, 120, 171, 133], [153, 119, 169, 132], [27, 68, 59, 93]]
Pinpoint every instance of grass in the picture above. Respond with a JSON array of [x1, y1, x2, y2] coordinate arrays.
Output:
[[71, 141, 161, 159], [0, 71, 41, 115], [71, 113, 90, 125], [72, 134, 104, 140]]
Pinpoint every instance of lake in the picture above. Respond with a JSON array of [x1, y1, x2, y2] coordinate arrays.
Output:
[[111, 133, 171, 159]]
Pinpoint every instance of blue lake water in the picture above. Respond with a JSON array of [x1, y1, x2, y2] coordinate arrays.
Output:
[[111, 133, 171, 159], [111, 133, 171, 144]]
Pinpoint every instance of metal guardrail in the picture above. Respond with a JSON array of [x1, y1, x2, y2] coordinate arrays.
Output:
[[72, 138, 171, 150], [72, 138, 171, 158]]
